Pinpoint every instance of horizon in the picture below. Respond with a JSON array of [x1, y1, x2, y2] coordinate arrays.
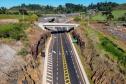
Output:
[[0, 0, 126, 8]]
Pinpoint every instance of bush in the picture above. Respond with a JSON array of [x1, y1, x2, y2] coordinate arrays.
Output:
[[29, 14, 38, 23], [74, 16, 81, 22], [0, 23, 28, 40], [18, 48, 29, 56], [118, 13, 126, 21]]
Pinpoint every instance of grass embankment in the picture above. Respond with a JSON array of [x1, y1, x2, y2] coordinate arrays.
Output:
[[85, 27, 126, 67], [100, 37, 126, 66], [91, 10, 126, 21]]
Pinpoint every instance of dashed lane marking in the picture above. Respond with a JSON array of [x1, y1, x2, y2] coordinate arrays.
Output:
[[56, 77, 59, 81]]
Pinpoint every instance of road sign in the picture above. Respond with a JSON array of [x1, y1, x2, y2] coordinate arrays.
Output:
[[72, 38, 77, 43]]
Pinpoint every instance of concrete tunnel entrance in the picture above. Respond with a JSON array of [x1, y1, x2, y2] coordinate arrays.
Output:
[[44, 26, 75, 33]]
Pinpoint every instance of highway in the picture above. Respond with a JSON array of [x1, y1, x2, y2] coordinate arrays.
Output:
[[46, 29, 87, 84]]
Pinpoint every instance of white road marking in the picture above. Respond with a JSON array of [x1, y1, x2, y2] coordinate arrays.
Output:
[[47, 70, 52, 73], [52, 51, 56, 54], [47, 75, 52, 78], [48, 64, 52, 67], [48, 53, 52, 55], [48, 62, 52, 65], [48, 69, 52, 72], [48, 60, 52, 63], [48, 59, 52, 62], [47, 65, 52, 68], [47, 72, 52, 75], [56, 77, 59, 81], [59, 52, 61, 55], [47, 78, 52, 82], [47, 82, 51, 84], [57, 72, 58, 75]]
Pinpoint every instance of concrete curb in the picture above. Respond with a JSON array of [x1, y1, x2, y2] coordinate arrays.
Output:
[[42, 36, 52, 84], [68, 34, 90, 84]]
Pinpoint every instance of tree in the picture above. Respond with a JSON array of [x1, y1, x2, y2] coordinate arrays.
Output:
[[118, 13, 126, 22], [88, 2, 118, 11], [0, 7, 7, 14], [19, 8, 28, 15], [106, 13, 114, 25], [56, 5, 65, 14], [106, 13, 114, 21], [30, 14, 38, 23], [74, 16, 81, 22], [9, 3, 87, 14]]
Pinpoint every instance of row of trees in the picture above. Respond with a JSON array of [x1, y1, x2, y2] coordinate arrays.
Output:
[[0, 7, 7, 14], [0, 2, 124, 15], [9, 3, 87, 14], [88, 2, 119, 12]]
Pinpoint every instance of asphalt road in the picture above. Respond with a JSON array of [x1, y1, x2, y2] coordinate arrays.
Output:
[[52, 33, 65, 84], [61, 33, 85, 84], [46, 29, 86, 84]]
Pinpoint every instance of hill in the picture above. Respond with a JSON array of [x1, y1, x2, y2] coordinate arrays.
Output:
[[114, 3, 126, 10]]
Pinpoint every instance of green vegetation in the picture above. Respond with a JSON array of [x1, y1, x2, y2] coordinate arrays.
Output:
[[74, 16, 81, 22], [88, 2, 118, 11], [18, 48, 29, 56], [100, 37, 126, 66], [91, 14, 106, 21], [118, 12, 126, 21], [29, 14, 39, 23], [84, 26, 126, 67], [8, 3, 86, 14], [0, 23, 28, 40], [91, 10, 126, 21], [112, 10, 126, 19], [0, 7, 7, 14]]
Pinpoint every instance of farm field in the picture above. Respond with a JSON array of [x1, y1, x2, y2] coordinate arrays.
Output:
[[91, 10, 126, 21]]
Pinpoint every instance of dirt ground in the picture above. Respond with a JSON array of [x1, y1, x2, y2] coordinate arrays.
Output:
[[0, 25, 46, 84], [0, 19, 19, 24], [90, 22, 126, 43]]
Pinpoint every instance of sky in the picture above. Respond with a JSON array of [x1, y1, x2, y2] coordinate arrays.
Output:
[[0, 0, 126, 8]]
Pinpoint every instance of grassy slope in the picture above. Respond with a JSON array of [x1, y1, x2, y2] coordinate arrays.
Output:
[[91, 10, 126, 21], [0, 24, 14, 32], [112, 10, 126, 20], [85, 26, 126, 67], [73, 18, 126, 83]]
